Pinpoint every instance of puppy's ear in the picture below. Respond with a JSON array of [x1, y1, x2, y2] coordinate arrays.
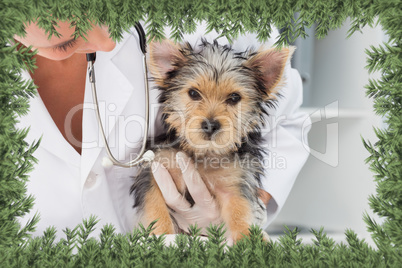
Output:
[[246, 46, 295, 98], [149, 39, 186, 83]]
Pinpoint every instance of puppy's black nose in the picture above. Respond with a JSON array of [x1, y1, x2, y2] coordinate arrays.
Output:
[[201, 119, 221, 137]]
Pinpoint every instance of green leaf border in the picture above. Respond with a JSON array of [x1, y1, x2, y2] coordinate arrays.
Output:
[[0, 0, 401, 266]]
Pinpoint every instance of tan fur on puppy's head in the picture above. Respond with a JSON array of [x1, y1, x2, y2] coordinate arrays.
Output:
[[149, 39, 294, 157]]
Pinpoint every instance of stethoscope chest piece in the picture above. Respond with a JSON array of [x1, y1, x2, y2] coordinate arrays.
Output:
[[102, 150, 155, 168]]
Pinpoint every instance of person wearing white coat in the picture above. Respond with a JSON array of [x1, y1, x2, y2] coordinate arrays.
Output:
[[15, 22, 311, 241]]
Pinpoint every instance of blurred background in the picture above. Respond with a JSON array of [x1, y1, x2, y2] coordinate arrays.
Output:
[[267, 18, 386, 247]]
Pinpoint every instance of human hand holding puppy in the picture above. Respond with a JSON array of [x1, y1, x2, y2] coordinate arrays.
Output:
[[152, 152, 221, 235], [152, 152, 271, 242]]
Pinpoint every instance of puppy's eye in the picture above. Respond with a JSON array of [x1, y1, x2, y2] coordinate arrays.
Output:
[[226, 93, 241, 105], [188, 88, 202, 101]]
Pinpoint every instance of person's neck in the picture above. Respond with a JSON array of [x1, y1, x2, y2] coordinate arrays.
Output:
[[34, 52, 86, 69]]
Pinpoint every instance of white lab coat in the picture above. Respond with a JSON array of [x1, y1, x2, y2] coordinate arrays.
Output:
[[17, 25, 311, 240]]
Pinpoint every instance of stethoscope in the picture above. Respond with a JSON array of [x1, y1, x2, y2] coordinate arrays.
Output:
[[86, 23, 154, 168]]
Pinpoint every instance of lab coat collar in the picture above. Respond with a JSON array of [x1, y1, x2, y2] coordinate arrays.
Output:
[[80, 29, 145, 183]]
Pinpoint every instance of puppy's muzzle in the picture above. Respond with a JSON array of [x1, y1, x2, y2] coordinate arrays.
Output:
[[201, 119, 221, 139]]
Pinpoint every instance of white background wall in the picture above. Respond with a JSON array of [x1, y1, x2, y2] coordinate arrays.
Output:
[[268, 19, 385, 246]]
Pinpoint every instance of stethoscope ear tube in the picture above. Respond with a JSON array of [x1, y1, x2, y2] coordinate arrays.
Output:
[[134, 22, 147, 54], [86, 22, 154, 168], [86, 52, 96, 63]]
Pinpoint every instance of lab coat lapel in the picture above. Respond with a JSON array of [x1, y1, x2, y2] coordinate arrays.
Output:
[[80, 30, 145, 184], [18, 72, 80, 168]]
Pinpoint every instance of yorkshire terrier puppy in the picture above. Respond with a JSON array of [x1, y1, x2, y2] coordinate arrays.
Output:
[[131, 39, 294, 242]]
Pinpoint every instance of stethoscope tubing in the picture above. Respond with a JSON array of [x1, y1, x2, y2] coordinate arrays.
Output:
[[86, 22, 153, 167]]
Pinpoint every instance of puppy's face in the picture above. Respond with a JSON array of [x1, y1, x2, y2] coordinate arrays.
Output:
[[150, 40, 293, 157]]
